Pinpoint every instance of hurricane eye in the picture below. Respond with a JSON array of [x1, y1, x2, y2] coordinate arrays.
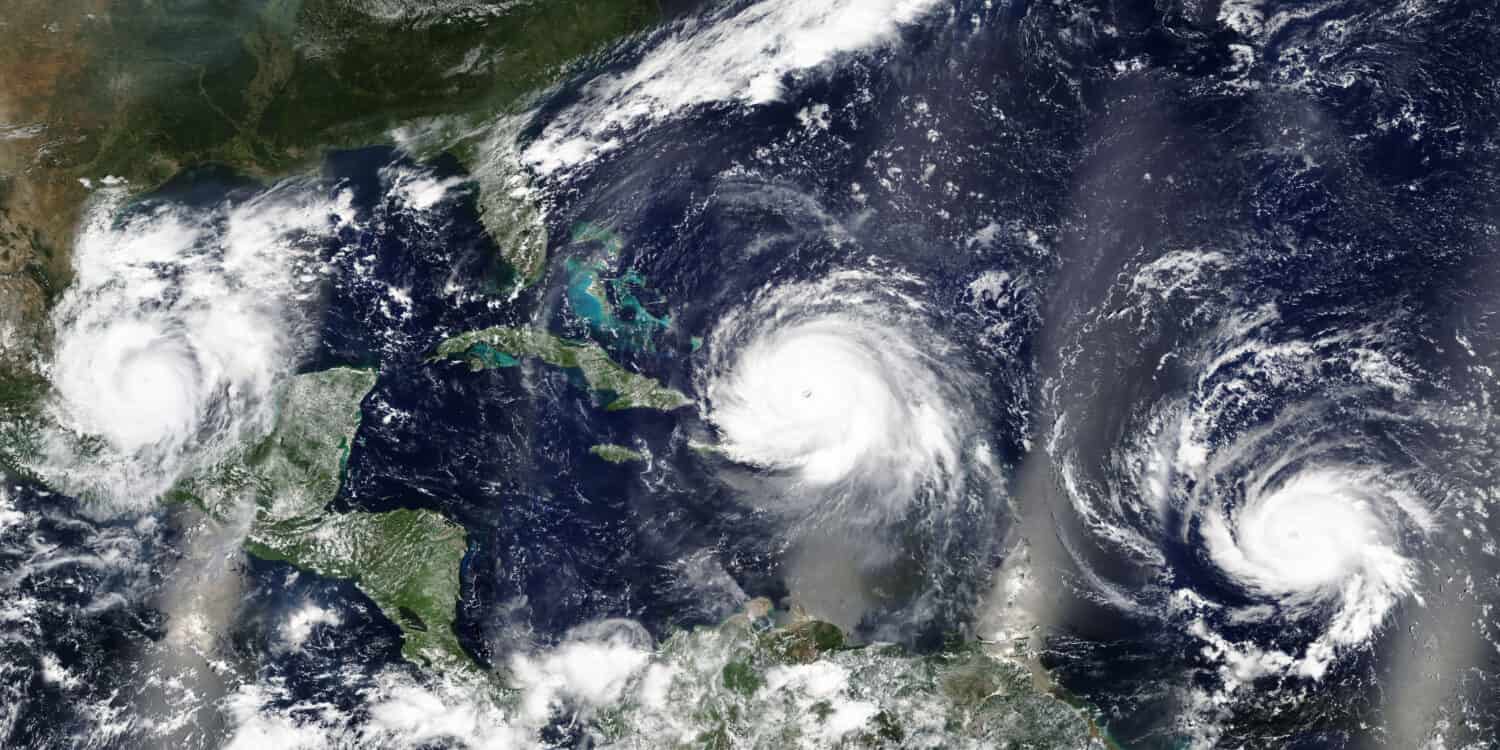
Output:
[[42, 188, 338, 505], [701, 275, 973, 509]]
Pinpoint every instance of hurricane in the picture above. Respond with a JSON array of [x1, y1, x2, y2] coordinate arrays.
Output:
[[40, 181, 354, 505], [1043, 254, 1495, 744], [703, 269, 974, 517], [4, 0, 1500, 747], [1147, 314, 1439, 681], [697, 265, 1006, 639], [1199, 466, 1424, 655]]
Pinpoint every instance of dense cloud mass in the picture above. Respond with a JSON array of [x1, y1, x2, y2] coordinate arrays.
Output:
[[2, 0, 1500, 748]]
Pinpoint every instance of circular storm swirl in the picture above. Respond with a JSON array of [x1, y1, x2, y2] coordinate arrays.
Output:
[[1052, 303, 1446, 732], [1203, 469, 1412, 605], [53, 320, 212, 456], [1194, 462, 1426, 676], [42, 187, 343, 504], [700, 269, 983, 522], [1164, 391, 1431, 685], [1160, 324, 1438, 685]]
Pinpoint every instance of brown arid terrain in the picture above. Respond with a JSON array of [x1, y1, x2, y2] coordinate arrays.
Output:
[[0, 0, 111, 378]]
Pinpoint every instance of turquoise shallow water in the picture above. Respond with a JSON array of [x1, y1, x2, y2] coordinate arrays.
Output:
[[6, 0, 1500, 747]]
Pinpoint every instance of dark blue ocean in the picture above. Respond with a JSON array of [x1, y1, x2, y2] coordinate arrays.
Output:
[[5, 0, 1500, 747]]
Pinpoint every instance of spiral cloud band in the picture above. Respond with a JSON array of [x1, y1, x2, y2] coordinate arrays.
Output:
[[1195, 462, 1427, 679], [701, 268, 976, 522], [696, 266, 1009, 633], [1157, 327, 1437, 689], [44, 184, 354, 505], [1054, 263, 1450, 742], [1202, 468, 1416, 604]]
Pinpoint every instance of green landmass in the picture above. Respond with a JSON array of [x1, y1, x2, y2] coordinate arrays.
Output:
[[590, 443, 647, 463], [6, 0, 666, 198], [379, 600, 1103, 748], [0, 0, 685, 673], [0, 0, 678, 384], [571, 600, 1104, 748], [245, 508, 469, 669], [172, 367, 471, 669], [432, 325, 692, 411], [0, 370, 44, 481]]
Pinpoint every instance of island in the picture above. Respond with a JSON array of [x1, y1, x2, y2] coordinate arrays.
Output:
[[431, 326, 692, 412], [574, 600, 1106, 748], [590, 444, 648, 463]]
